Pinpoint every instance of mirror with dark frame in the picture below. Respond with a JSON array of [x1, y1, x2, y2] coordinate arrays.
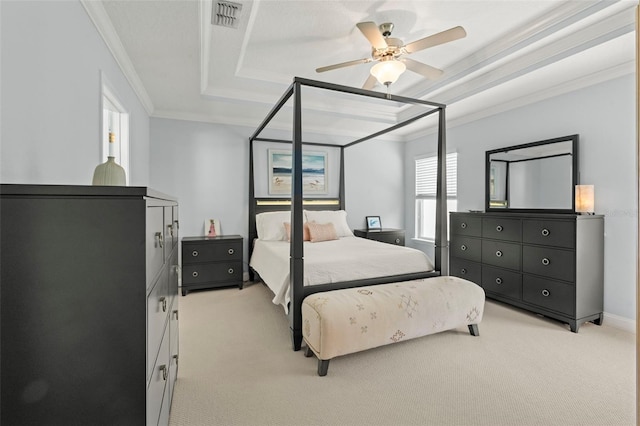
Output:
[[485, 134, 579, 212]]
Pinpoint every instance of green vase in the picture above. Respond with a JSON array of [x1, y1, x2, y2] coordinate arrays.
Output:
[[92, 156, 126, 186]]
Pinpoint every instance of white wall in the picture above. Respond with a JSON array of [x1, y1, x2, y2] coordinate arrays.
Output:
[[1, 1, 150, 186], [405, 74, 637, 321], [149, 118, 405, 267]]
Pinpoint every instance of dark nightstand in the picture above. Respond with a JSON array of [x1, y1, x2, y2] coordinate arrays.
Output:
[[181, 235, 243, 296], [354, 228, 405, 246]]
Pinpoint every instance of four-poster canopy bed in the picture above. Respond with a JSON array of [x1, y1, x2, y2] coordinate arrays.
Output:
[[248, 77, 449, 351]]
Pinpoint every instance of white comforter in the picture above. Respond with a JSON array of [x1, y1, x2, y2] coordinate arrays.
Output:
[[250, 236, 434, 311]]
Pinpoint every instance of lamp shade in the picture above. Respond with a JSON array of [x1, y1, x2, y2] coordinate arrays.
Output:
[[371, 59, 406, 86], [575, 185, 595, 214]]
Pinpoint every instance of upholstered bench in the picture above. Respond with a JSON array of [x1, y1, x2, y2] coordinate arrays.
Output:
[[302, 276, 485, 376]]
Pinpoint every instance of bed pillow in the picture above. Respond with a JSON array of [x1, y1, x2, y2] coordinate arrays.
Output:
[[283, 222, 311, 241], [256, 211, 292, 241], [307, 222, 338, 243], [304, 210, 353, 237]]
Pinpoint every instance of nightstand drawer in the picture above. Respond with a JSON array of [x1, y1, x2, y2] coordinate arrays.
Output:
[[183, 240, 242, 264], [353, 229, 404, 246], [182, 261, 242, 284]]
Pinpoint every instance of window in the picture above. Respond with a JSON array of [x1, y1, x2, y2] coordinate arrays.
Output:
[[415, 152, 457, 240], [101, 77, 130, 183]]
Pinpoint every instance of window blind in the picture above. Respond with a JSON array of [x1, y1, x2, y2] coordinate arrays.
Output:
[[415, 153, 457, 197]]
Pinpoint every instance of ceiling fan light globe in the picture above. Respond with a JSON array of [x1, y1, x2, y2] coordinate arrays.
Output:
[[370, 60, 406, 85]]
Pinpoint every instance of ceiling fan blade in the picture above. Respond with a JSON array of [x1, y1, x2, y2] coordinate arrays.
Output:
[[316, 58, 372, 73], [404, 26, 466, 54], [403, 58, 444, 80], [356, 21, 388, 50], [362, 74, 377, 90]]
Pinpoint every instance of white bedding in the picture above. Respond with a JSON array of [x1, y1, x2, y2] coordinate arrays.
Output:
[[249, 236, 434, 312]]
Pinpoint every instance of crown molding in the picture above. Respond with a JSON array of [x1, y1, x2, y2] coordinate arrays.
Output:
[[80, 0, 155, 115]]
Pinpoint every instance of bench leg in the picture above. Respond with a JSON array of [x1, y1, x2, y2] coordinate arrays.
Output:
[[304, 346, 313, 357], [468, 324, 479, 336], [318, 359, 330, 376]]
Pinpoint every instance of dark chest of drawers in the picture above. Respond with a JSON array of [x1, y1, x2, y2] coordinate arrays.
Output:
[[354, 228, 405, 246], [449, 212, 604, 332], [182, 235, 243, 295]]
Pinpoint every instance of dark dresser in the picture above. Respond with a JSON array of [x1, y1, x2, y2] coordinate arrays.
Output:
[[354, 228, 405, 246], [1, 184, 179, 425], [181, 235, 244, 295], [449, 212, 604, 332]]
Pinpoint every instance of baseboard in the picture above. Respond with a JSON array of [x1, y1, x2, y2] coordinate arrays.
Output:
[[603, 312, 636, 334]]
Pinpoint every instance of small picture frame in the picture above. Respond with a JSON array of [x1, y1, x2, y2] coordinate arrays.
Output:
[[204, 219, 221, 237], [366, 216, 382, 230]]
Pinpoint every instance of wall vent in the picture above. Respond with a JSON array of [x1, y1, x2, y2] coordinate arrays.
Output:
[[212, 1, 242, 29]]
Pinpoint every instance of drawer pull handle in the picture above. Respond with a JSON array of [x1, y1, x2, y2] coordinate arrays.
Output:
[[496, 225, 503, 232], [460, 244, 467, 251], [160, 365, 168, 381], [495, 277, 503, 285], [155, 232, 164, 248], [173, 354, 179, 367], [542, 289, 550, 297], [495, 250, 503, 258], [228, 268, 234, 274], [192, 250, 199, 257], [542, 258, 550, 266], [461, 222, 467, 229], [173, 310, 179, 320], [168, 224, 174, 237], [175, 219, 180, 230], [228, 248, 235, 255], [460, 268, 467, 275], [395, 238, 401, 244], [541, 228, 550, 237], [192, 271, 199, 278], [159, 297, 167, 312]]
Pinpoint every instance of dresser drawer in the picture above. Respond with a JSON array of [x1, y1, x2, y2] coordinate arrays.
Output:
[[522, 246, 575, 282], [450, 214, 481, 237], [182, 261, 242, 285], [449, 258, 481, 284], [481, 240, 521, 270], [522, 219, 575, 248], [482, 265, 522, 300], [183, 240, 242, 264], [147, 325, 170, 426], [482, 217, 521, 242], [450, 237, 481, 262], [523, 275, 575, 316], [146, 206, 165, 289], [147, 271, 169, 382]]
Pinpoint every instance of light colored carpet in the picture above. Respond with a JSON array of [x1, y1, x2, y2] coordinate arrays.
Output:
[[169, 281, 635, 426]]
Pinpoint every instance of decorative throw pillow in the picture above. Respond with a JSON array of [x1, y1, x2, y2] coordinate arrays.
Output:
[[304, 210, 353, 237], [283, 222, 311, 241], [307, 222, 338, 243]]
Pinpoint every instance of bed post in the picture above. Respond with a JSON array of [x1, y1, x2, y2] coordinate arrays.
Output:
[[289, 80, 305, 351], [435, 107, 449, 275], [339, 146, 345, 210], [248, 137, 256, 282]]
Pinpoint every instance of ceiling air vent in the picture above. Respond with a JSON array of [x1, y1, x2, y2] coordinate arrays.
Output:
[[212, 1, 242, 29]]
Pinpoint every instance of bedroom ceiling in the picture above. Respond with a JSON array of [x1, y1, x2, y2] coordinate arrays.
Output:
[[88, 0, 637, 142]]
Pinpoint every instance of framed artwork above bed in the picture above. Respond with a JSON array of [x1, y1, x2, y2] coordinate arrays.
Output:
[[268, 149, 327, 195]]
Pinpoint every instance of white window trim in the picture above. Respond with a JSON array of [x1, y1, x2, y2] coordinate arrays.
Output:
[[100, 72, 130, 184]]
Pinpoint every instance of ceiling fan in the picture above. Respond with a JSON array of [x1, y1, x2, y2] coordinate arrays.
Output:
[[316, 21, 467, 89]]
